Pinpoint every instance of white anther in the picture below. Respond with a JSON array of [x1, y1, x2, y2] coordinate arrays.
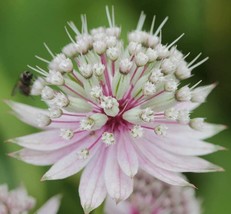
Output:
[[190, 118, 205, 131], [48, 107, 62, 119], [36, 114, 51, 127], [164, 79, 178, 92], [93, 40, 107, 55], [46, 70, 64, 85], [176, 86, 191, 101], [143, 81, 156, 96], [177, 109, 190, 123], [30, 77, 46, 96], [90, 86, 103, 99], [102, 132, 115, 145], [119, 58, 133, 74], [149, 68, 164, 83], [130, 125, 144, 138], [62, 43, 79, 57], [161, 58, 177, 74], [80, 117, 95, 130], [77, 148, 90, 160], [140, 108, 154, 122], [106, 36, 117, 47], [106, 47, 120, 61], [154, 124, 168, 136], [128, 42, 142, 55], [135, 52, 149, 67], [60, 128, 74, 140], [165, 108, 178, 120], [155, 44, 170, 59], [41, 86, 55, 100], [92, 63, 105, 76], [79, 64, 93, 78], [175, 62, 191, 80], [146, 48, 158, 62], [50, 93, 69, 108]]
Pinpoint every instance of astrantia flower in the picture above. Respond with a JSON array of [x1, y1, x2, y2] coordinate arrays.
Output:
[[7, 7, 225, 213], [104, 171, 201, 214], [0, 184, 61, 214]]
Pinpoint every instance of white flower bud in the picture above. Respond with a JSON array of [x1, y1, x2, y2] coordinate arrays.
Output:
[[36, 114, 51, 127], [41, 86, 55, 100], [146, 48, 158, 62], [46, 70, 64, 85], [135, 52, 149, 67], [147, 35, 159, 47], [190, 118, 205, 131], [119, 58, 133, 74], [143, 81, 156, 96], [92, 63, 105, 76], [30, 77, 46, 96], [154, 124, 168, 136], [161, 58, 177, 74], [140, 108, 154, 122], [48, 107, 62, 118], [175, 63, 191, 80], [106, 36, 117, 47], [149, 68, 164, 83], [175, 86, 191, 101], [100, 96, 119, 117], [164, 79, 178, 92], [93, 40, 107, 55], [155, 44, 170, 59], [165, 108, 178, 120], [128, 42, 142, 55], [79, 64, 93, 78], [49, 54, 73, 73], [50, 93, 69, 108], [106, 27, 121, 37], [62, 43, 79, 57], [102, 132, 115, 145], [60, 128, 74, 140], [130, 125, 144, 138], [80, 117, 95, 130], [106, 47, 120, 61], [90, 86, 103, 99]]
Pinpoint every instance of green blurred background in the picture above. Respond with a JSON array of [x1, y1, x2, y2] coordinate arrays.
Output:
[[0, 0, 230, 213]]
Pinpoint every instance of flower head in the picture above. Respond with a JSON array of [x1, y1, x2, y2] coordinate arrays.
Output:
[[7, 6, 225, 213], [0, 184, 61, 214], [104, 171, 201, 214]]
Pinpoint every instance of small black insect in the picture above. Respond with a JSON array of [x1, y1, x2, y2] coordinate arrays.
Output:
[[12, 71, 34, 96]]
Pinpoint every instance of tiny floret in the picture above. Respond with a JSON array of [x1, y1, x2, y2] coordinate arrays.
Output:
[[119, 58, 133, 74], [90, 86, 103, 99], [165, 108, 178, 120], [48, 106, 63, 118], [60, 128, 74, 140], [154, 124, 168, 136], [41, 86, 55, 100], [176, 86, 191, 101], [79, 64, 93, 78], [50, 93, 69, 108], [102, 132, 115, 145], [80, 117, 95, 130], [130, 125, 144, 138], [92, 63, 105, 76], [77, 148, 90, 160], [140, 108, 154, 122], [143, 81, 156, 96], [46, 70, 64, 85], [36, 114, 51, 127], [135, 52, 149, 67]]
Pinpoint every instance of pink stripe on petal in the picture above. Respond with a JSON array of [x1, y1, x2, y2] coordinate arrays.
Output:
[[138, 155, 192, 187], [136, 137, 222, 173], [117, 132, 138, 177], [144, 129, 223, 156], [79, 148, 107, 214], [41, 140, 101, 180], [11, 130, 90, 151], [104, 146, 133, 202]]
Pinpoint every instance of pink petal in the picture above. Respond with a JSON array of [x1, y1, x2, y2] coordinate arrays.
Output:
[[79, 149, 107, 214], [138, 154, 191, 186], [104, 197, 132, 214], [136, 137, 222, 172], [9, 130, 90, 151], [36, 195, 62, 214], [104, 146, 133, 202], [117, 132, 138, 177], [144, 129, 223, 156], [42, 141, 101, 180]]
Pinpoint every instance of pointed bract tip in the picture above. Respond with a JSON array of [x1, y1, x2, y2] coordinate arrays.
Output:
[[41, 175, 49, 181], [8, 152, 21, 159]]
